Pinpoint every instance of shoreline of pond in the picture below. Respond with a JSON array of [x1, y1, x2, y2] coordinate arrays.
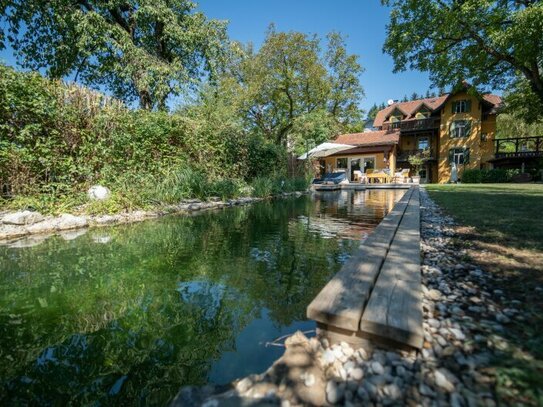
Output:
[[0, 191, 309, 247]]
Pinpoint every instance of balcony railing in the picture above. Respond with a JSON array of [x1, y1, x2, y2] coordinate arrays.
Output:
[[397, 149, 436, 162], [495, 136, 543, 159], [382, 117, 441, 133]]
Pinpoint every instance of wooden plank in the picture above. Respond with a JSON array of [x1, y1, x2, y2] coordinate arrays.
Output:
[[359, 187, 423, 349], [359, 280, 423, 348], [306, 188, 413, 331]]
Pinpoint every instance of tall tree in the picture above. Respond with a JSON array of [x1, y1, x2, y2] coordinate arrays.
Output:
[[325, 32, 365, 124], [1, 0, 230, 109], [367, 103, 379, 120], [382, 0, 543, 111], [225, 27, 364, 148]]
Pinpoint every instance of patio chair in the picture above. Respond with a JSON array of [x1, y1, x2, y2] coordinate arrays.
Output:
[[393, 169, 410, 183]]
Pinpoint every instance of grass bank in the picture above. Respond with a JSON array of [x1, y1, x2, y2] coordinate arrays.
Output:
[[425, 183, 543, 405], [0, 171, 310, 216]]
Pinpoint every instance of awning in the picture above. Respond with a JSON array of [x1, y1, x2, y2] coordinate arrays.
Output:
[[298, 142, 355, 160]]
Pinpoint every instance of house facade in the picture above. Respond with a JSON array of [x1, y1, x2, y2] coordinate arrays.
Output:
[[323, 87, 503, 183]]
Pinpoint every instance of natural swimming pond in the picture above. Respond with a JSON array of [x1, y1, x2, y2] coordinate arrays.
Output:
[[0, 189, 404, 405]]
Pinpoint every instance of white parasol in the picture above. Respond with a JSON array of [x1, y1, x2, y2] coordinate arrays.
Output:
[[298, 142, 355, 160]]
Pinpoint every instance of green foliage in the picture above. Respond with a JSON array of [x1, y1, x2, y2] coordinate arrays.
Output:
[[383, 0, 543, 109], [250, 176, 309, 198], [1, 0, 230, 109], [501, 77, 543, 124], [246, 136, 287, 179], [461, 168, 520, 183], [0, 64, 310, 213], [407, 148, 431, 173], [461, 169, 484, 183], [497, 113, 543, 139], [250, 177, 275, 198], [214, 26, 364, 148]]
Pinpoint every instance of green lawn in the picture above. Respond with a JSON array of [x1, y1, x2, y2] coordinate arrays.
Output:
[[425, 183, 543, 252], [425, 183, 543, 405]]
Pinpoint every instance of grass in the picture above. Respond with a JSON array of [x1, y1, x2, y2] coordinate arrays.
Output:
[[1, 173, 311, 215], [425, 183, 543, 405]]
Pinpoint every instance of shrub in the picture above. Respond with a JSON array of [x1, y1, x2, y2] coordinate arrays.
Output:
[[461, 168, 522, 183], [462, 169, 483, 183], [482, 169, 511, 183], [209, 178, 243, 200], [251, 177, 274, 197], [0, 64, 307, 213]]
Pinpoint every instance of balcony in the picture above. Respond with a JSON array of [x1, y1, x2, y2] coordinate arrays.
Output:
[[397, 149, 436, 162], [494, 136, 543, 159], [382, 117, 441, 133]]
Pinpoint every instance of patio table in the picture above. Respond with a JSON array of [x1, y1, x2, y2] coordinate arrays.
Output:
[[366, 172, 391, 184]]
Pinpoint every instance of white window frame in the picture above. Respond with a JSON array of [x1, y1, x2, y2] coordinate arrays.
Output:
[[452, 149, 465, 165], [453, 100, 468, 113], [417, 136, 429, 150], [451, 120, 469, 138]]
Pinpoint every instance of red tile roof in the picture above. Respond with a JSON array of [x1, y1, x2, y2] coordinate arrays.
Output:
[[373, 93, 502, 127], [373, 95, 448, 127], [334, 130, 400, 146]]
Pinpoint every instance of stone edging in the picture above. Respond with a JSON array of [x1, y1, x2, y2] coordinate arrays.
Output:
[[0, 191, 308, 246]]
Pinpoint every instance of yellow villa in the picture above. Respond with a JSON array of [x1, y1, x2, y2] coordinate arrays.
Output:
[[320, 85, 508, 183]]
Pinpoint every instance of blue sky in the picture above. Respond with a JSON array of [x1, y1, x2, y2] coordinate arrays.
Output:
[[199, 0, 435, 112], [0, 0, 435, 113]]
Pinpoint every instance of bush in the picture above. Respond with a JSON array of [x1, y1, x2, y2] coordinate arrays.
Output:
[[250, 176, 309, 197], [461, 168, 522, 183], [251, 177, 275, 197], [0, 64, 307, 213], [461, 169, 483, 183], [209, 178, 244, 200]]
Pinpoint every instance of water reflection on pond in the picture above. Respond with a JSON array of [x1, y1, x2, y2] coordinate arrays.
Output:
[[0, 189, 404, 405]]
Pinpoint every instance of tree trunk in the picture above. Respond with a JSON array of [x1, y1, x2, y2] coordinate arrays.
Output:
[[139, 90, 153, 110], [522, 62, 543, 108]]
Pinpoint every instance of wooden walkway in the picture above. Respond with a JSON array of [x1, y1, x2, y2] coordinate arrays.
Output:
[[306, 186, 423, 350]]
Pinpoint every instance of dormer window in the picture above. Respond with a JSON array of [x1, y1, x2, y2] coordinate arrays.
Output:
[[415, 106, 431, 119], [387, 108, 404, 123], [452, 100, 471, 113]]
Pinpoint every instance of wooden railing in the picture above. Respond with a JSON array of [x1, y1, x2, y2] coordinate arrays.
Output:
[[382, 117, 441, 133], [495, 136, 543, 159]]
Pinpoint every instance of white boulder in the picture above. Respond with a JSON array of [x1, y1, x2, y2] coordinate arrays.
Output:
[[2, 210, 44, 225], [56, 214, 88, 230], [87, 185, 111, 201]]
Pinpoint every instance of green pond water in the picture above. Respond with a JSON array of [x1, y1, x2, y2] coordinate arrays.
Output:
[[0, 189, 404, 405]]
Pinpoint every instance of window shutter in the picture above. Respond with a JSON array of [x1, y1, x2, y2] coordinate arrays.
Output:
[[464, 120, 472, 137], [466, 100, 472, 112], [452, 102, 456, 114], [464, 148, 470, 164], [448, 149, 454, 163]]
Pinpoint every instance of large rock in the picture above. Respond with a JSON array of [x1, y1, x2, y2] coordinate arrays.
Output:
[[56, 214, 88, 230], [0, 224, 28, 240], [87, 185, 111, 201], [2, 210, 44, 225]]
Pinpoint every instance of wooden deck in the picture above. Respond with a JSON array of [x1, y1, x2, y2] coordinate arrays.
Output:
[[306, 186, 423, 350]]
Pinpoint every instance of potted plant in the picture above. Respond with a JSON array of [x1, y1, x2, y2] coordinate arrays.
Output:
[[408, 148, 431, 183]]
